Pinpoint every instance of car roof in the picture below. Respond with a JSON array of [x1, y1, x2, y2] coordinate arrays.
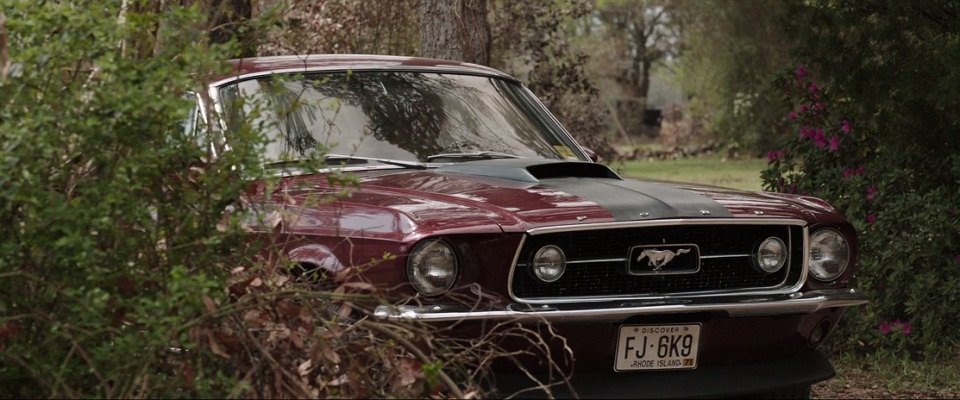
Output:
[[212, 54, 518, 86]]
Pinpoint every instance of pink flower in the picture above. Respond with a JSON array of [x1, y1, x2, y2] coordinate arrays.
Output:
[[841, 120, 853, 134], [767, 150, 786, 163], [808, 82, 819, 94], [800, 104, 810, 113], [813, 129, 827, 149], [795, 65, 808, 78], [789, 111, 798, 120], [814, 102, 826, 112], [800, 127, 814, 139], [879, 321, 892, 335], [842, 166, 865, 179], [900, 321, 912, 336], [866, 186, 878, 202], [867, 214, 877, 225], [828, 136, 840, 152]]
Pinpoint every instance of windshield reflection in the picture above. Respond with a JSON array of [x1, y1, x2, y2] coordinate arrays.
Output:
[[219, 71, 583, 164]]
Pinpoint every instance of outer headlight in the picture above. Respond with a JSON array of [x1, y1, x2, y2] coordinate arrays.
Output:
[[755, 237, 787, 274], [407, 239, 458, 296], [532, 245, 566, 283], [809, 228, 850, 282]]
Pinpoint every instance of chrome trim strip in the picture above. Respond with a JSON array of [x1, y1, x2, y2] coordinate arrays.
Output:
[[518, 257, 627, 267], [505, 234, 528, 298], [373, 288, 868, 322], [699, 254, 751, 259], [520, 254, 752, 266], [209, 65, 518, 90], [525, 218, 806, 235], [507, 219, 809, 304]]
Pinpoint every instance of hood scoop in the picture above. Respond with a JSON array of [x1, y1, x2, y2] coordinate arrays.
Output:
[[436, 159, 621, 183]]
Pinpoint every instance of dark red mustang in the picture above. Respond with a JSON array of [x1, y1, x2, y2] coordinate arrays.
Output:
[[193, 55, 867, 398]]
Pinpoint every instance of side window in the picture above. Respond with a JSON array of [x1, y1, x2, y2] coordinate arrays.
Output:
[[181, 92, 212, 155]]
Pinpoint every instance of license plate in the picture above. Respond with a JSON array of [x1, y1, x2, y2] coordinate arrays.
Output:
[[614, 324, 701, 371]]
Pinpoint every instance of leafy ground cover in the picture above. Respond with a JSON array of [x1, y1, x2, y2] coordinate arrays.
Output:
[[814, 351, 960, 399]]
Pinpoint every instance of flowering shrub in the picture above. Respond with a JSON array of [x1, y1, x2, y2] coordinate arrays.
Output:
[[762, 63, 960, 355]]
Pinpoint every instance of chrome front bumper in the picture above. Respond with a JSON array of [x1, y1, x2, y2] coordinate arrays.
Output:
[[373, 288, 868, 322]]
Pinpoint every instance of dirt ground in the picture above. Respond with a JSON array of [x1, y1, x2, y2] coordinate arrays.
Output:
[[813, 370, 960, 399]]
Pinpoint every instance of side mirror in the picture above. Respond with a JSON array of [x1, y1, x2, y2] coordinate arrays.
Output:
[[582, 147, 599, 162]]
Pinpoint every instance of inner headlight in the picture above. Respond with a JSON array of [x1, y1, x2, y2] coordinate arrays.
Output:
[[532, 245, 566, 283], [809, 228, 850, 282], [755, 237, 787, 274], [407, 239, 458, 296]]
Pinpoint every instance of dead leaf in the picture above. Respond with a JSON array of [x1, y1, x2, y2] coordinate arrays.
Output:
[[243, 310, 264, 324], [298, 305, 314, 325], [249, 277, 263, 287], [202, 295, 217, 313], [290, 330, 305, 349], [393, 358, 422, 388], [328, 374, 348, 387], [323, 346, 341, 364], [230, 266, 245, 275], [179, 361, 196, 389], [277, 300, 300, 317], [297, 359, 313, 377], [206, 331, 230, 359], [337, 302, 354, 320]]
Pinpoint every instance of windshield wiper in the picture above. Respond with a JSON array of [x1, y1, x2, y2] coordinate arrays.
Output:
[[426, 151, 522, 162], [266, 154, 428, 170]]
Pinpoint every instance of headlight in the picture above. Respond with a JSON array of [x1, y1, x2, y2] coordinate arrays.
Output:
[[755, 237, 787, 274], [532, 245, 566, 283], [809, 228, 850, 282], [407, 239, 458, 296]]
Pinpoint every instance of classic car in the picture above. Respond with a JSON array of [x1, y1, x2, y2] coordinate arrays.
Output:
[[195, 55, 867, 398]]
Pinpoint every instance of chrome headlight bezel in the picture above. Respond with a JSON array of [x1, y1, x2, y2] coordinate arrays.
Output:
[[406, 239, 459, 296], [808, 228, 851, 282], [532, 245, 567, 283], [754, 236, 788, 274]]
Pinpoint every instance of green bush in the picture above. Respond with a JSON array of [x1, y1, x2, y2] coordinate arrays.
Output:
[[0, 2, 563, 397], [763, 0, 960, 356], [0, 1, 263, 396]]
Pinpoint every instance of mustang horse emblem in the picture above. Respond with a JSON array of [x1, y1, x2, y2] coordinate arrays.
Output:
[[636, 249, 691, 271]]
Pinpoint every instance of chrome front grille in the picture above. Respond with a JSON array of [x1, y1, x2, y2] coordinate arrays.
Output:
[[510, 221, 805, 302]]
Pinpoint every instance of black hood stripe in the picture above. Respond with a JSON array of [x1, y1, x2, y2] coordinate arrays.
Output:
[[538, 177, 732, 221]]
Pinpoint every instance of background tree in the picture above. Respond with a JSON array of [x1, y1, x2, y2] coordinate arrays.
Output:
[[674, 0, 791, 153], [258, 0, 420, 56], [593, 0, 680, 138], [419, 0, 491, 65], [492, 0, 616, 159]]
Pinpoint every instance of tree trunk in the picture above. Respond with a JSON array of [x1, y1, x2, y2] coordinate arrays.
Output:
[[208, 0, 256, 58], [419, 0, 490, 65]]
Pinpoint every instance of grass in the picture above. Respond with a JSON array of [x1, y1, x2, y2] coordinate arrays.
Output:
[[815, 350, 960, 398], [612, 155, 768, 192]]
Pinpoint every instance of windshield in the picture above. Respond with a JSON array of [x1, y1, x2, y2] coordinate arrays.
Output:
[[218, 71, 585, 164]]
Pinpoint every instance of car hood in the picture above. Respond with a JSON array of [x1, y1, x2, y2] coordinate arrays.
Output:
[[275, 159, 831, 239]]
